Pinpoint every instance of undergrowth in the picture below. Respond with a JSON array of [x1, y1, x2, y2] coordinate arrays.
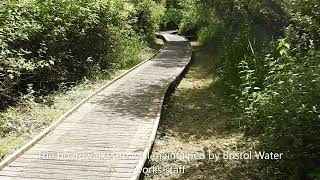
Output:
[[161, 0, 320, 179]]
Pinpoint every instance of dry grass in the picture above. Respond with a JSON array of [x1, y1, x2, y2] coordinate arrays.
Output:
[[144, 43, 258, 180], [0, 80, 107, 159]]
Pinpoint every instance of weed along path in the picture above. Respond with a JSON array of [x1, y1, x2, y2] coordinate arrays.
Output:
[[0, 32, 191, 180]]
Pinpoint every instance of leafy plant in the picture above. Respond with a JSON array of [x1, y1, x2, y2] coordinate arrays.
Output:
[[168, 0, 320, 178], [0, 0, 164, 108]]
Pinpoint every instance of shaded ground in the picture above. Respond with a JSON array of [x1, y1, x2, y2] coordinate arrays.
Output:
[[144, 43, 259, 180]]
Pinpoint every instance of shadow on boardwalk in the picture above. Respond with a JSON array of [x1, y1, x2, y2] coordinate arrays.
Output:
[[0, 34, 192, 179], [90, 42, 191, 121]]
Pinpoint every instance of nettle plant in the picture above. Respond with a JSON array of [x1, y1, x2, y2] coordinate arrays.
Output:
[[237, 36, 320, 177]]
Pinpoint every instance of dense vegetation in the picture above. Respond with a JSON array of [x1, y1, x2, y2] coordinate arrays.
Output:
[[0, 0, 165, 150], [1, 0, 319, 179], [162, 0, 320, 179], [0, 0, 164, 109]]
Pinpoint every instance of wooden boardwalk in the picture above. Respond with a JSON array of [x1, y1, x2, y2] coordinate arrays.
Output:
[[0, 33, 191, 179]]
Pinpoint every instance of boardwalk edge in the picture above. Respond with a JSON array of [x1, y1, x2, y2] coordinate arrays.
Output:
[[131, 41, 192, 180]]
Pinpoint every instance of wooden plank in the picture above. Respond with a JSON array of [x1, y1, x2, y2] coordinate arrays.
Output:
[[0, 32, 192, 179]]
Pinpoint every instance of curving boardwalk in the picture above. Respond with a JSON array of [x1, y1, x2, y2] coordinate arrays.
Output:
[[0, 33, 191, 179]]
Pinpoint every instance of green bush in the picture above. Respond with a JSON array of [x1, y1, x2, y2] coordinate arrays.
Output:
[[174, 0, 320, 178], [238, 39, 320, 178], [235, 2, 320, 178], [0, 0, 164, 108], [159, 0, 183, 30], [132, 0, 165, 43]]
